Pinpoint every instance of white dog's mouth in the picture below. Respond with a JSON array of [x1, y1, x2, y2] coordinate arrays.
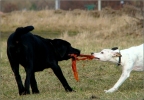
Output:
[[94, 57, 100, 60]]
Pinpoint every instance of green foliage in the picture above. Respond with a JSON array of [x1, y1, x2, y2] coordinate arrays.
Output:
[[29, 3, 37, 10]]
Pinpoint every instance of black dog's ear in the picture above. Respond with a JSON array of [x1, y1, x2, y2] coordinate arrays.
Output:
[[15, 26, 34, 34], [14, 26, 34, 42], [15, 27, 24, 33], [111, 47, 118, 50], [23, 26, 34, 33]]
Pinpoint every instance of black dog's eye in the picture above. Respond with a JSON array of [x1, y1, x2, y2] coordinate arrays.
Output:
[[101, 52, 104, 54]]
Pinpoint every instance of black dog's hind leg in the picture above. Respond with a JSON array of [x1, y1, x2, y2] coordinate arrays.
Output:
[[30, 72, 39, 94], [51, 62, 73, 92], [9, 61, 25, 95], [7, 51, 25, 95], [24, 61, 34, 95]]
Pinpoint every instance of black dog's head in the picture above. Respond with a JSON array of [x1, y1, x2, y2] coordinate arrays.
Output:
[[50, 39, 80, 61]]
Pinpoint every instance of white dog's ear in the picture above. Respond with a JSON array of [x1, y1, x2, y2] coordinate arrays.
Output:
[[113, 52, 122, 57], [111, 47, 118, 50]]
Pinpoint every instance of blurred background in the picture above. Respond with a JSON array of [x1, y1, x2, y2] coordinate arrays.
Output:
[[0, 0, 143, 12]]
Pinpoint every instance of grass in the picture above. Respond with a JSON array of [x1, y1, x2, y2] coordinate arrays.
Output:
[[0, 6, 144, 100]]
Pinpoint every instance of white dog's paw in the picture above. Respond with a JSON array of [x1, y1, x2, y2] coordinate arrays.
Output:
[[104, 88, 117, 93]]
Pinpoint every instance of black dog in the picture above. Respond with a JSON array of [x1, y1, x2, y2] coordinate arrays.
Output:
[[7, 26, 80, 95]]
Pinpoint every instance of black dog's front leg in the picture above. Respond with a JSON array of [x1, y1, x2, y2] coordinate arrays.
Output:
[[51, 63, 73, 92]]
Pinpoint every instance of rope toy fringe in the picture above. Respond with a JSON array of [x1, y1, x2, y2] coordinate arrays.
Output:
[[69, 54, 94, 81]]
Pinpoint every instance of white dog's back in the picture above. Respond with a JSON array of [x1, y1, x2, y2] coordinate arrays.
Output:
[[121, 44, 144, 71]]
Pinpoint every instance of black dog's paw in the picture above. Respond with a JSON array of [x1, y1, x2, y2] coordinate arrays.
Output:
[[19, 90, 30, 95], [19, 91, 30, 96], [65, 87, 75, 92], [32, 89, 40, 94], [19, 92, 26, 95], [71, 89, 76, 92], [66, 89, 76, 92]]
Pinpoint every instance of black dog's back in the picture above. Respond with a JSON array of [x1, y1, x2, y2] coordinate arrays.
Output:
[[7, 26, 50, 71]]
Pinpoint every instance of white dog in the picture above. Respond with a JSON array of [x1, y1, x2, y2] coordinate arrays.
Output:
[[91, 44, 144, 93]]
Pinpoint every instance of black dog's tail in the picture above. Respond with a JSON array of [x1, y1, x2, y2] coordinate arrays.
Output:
[[14, 26, 34, 42]]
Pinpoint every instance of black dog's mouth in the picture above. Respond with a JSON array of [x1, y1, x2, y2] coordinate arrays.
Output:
[[68, 53, 79, 58], [68, 49, 80, 58]]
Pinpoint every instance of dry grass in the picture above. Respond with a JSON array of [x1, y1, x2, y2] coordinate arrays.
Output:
[[0, 6, 144, 100]]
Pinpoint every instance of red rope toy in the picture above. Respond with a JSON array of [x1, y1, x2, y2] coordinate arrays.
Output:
[[69, 54, 95, 81]]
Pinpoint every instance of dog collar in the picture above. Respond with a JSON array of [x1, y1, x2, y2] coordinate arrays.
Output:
[[117, 52, 121, 66]]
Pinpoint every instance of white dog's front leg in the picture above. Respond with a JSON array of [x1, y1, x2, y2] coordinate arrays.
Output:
[[105, 69, 131, 93]]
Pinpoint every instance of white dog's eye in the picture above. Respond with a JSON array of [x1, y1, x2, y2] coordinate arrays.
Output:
[[101, 52, 104, 54]]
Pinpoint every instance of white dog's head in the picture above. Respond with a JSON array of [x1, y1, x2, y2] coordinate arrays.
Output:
[[91, 47, 121, 62]]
